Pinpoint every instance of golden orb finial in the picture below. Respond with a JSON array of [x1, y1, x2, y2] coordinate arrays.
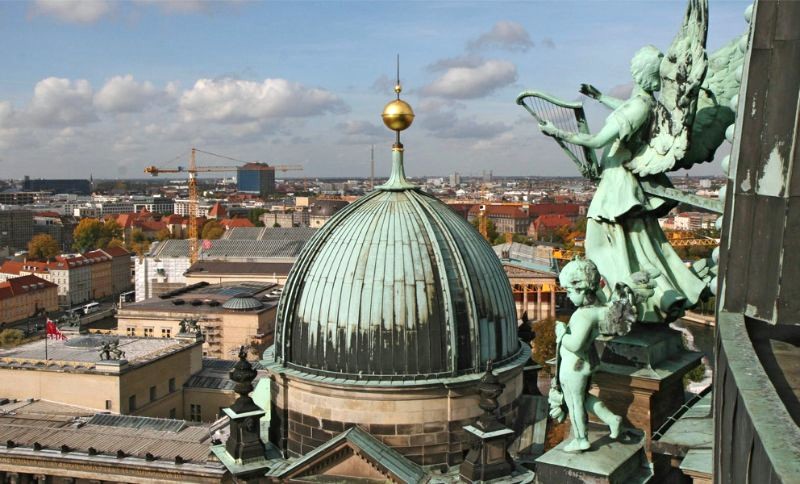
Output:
[[382, 55, 414, 133], [382, 99, 414, 132]]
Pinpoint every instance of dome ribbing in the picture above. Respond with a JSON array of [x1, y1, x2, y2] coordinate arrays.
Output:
[[274, 179, 519, 381]]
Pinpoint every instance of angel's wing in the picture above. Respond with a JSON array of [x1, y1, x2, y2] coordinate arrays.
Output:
[[672, 28, 748, 170], [626, 0, 709, 176]]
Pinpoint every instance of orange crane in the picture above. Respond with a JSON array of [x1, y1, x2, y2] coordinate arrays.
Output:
[[145, 147, 303, 263]]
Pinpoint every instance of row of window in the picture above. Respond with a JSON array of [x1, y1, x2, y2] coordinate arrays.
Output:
[[126, 326, 171, 338], [127, 377, 177, 411]]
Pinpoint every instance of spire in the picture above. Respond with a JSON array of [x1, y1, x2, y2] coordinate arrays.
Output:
[[379, 55, 416, 191]]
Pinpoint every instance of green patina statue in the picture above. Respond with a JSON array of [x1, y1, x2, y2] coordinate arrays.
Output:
[[519, 0, 748, 324], [550, 258, 657, 452]]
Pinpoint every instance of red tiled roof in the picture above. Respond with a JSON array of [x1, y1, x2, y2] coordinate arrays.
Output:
[[220, 218, 254, 228], [468, 204, 530, 219], [34, 211, 61, 218], [83, 250, 111, 262], [208, 202, 226, 218], [99, 246, 130, 258], [0, 275, 57, 300], [136, 220, 167, 232], [116, 213, 136, 228], [527, 203, 581, 217], [0, 260, 24, 275], [164, 214, 187, 224], [533, 214, 573, 230]]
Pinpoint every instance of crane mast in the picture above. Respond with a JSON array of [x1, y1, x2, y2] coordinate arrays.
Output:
[[144, 147, 303, 264], [187, 148, 199, 263]]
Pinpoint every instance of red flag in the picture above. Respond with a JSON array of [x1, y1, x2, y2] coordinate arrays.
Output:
[[46, 319, 68, 341]]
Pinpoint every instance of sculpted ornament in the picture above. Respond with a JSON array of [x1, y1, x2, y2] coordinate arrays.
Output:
[[518, 0, 748, 324], [548, 257, 657, 452]]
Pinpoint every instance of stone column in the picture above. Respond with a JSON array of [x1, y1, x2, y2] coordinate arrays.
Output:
[[536, 285, 542, 320], [522, 284, 528, 320]]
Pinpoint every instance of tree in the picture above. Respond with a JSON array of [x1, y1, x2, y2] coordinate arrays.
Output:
[[107, 238, 125, 249], [156, 228, 172, 241], [72, 218, 104, 252], [128, 229, 151, 256], [27, 233, 59, 260], [471, 218, 499, 243], [273, 222, 281, 228], [201, 220, 225, 240], [101, 219, 122, 242], [0, 329, 24, 347], [248, 208, 268, 227]]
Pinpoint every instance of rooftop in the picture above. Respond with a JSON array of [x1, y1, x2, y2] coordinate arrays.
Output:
[[0, 398, 221, 467], [185, 260, 294, 276], [120, 282, 280, 315], [0, 336, 197, 372], [148, 238, 306, 261], [222, 226, 318, 241], [0, 275, 57, 300]]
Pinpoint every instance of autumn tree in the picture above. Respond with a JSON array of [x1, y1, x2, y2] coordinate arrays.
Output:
[[471, 218, 499, 244], [107, 238, 125, 249], [156, 228, 172, 241], [128, 229, 151, 256], [201, 220, 225, 240], [96, 220, 122, 249], [72, 219, 104, 252], [27, 233, 59, 260], [73, 218, 123, 251]]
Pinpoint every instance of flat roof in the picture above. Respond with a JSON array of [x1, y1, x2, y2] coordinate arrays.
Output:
[[119, 282, 280, 315], [0, 336, 197, 372], [0, 398, 221, 467]]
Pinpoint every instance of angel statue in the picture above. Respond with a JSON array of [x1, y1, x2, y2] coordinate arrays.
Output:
[[517, 0, 748, 324]]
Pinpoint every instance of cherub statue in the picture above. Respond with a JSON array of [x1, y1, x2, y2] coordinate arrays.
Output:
[[549, 257, 657, 452], [524, 0, 748, 324]]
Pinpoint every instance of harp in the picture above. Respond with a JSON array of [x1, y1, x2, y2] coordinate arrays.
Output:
[[516, 90, 600, 181]]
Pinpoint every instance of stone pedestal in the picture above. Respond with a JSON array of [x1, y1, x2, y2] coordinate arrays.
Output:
[[592, 325, 702, 454], [460, 425, 516, 483], [535, 428, 651, 484]]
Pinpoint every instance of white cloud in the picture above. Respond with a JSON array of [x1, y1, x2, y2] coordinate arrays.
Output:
[[339, 120, 384, 137], [179, 78, 347, 123], [468, 21, 534, 52], [0, 102, 21, 149], [133, 0, 208, 14], [31, 0, 113, 24], [94, 75, 160, 112], [426, 55, 485, 73], [421, 59, 517, 99], [27, 77, 97, 127], [421, 109, 510, 140]]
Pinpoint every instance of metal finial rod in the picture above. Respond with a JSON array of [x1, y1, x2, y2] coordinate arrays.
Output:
[[395, 54, 401, 99]]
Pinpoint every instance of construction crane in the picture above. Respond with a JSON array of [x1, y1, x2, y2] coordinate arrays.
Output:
[[145, 147, 303, 263]]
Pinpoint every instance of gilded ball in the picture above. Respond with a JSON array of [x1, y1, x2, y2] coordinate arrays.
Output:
[[382, 99, 415, 131]]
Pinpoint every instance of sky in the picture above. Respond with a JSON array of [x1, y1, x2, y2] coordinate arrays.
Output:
[[0, 0, 752, 180]]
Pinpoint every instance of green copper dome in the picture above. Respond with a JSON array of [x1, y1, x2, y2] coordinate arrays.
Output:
[[274, 148, 519, 382]]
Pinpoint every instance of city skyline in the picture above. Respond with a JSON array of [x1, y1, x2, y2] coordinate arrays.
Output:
[[1, 0, 750, 179]]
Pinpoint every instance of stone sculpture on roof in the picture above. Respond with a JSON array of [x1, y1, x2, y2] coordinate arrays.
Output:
[[549, 257, 656, 452]]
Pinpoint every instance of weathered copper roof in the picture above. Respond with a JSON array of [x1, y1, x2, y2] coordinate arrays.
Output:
[[274, 149, 519, 382]]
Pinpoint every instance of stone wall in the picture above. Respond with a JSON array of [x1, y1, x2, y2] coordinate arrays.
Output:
[[270, 369, 523, 467]]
